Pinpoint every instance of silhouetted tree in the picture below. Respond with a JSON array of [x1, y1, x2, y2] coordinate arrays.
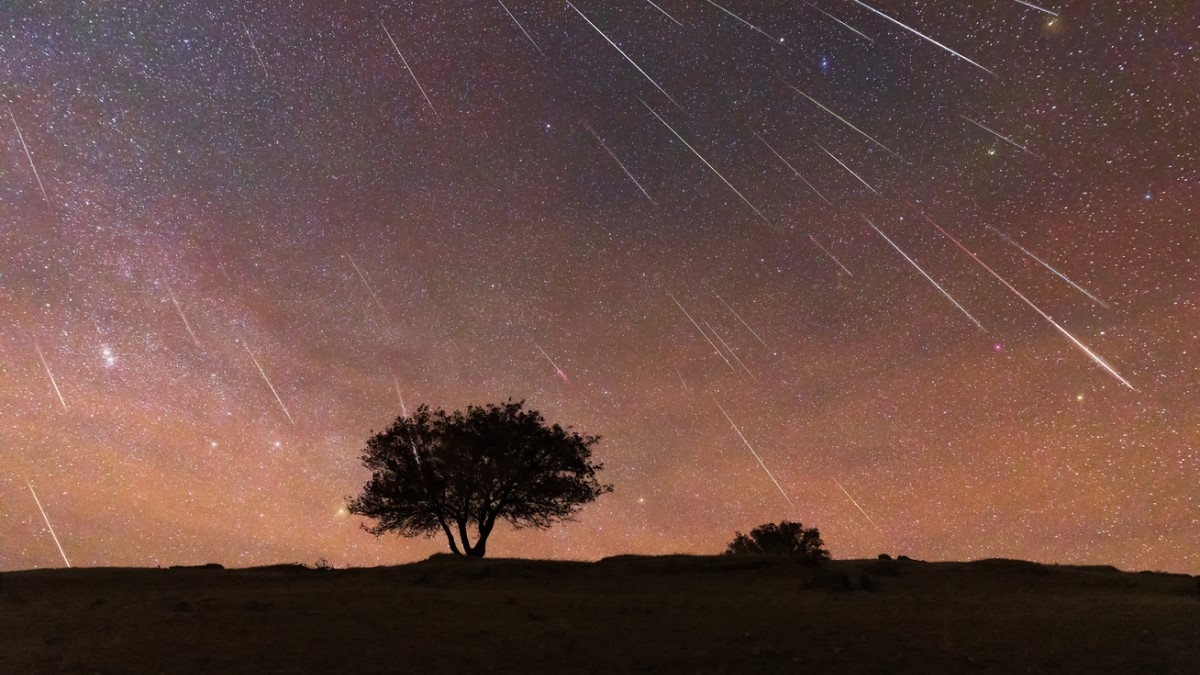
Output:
[[348, 400, 612, 557], [725, 520, 829, 563]]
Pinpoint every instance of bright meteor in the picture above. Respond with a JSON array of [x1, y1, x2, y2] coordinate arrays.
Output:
[[567, 2, 682, 109], [851, 0, 996, 77], [712, 396, 793, 507], [27, 480, 71, 567]]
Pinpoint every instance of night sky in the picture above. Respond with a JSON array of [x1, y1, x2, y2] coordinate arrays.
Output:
[[2, 1, 1197, 574]]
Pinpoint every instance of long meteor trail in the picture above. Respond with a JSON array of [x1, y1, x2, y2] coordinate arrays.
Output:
[[921, 213, 1136, 391], [379, 18, 441, 122], [584, 123, 655, 204], [567, 2, 682, 109], [7, 107, 52, 209], [669, 292, 735, 371], [959, 114, 1039, 156], [166, 283, 202, 348], [347, 255, 387, 314], [27, 480, 71, 567], [809, 235, 854, 277], [1013, 0, 1058, 16], [712, 396, 793, 507], [784, 82, 899, 158], [815, 139, 880, 195], [750, 129, 831, 206], [851, 0, 996, 77], [714, 292, 768, 347], [865, 216, 985, 330], [834, 478, 883, 533], [986, 225, 1109, 308], [241, 21, 270, 78], [805, 2, 874, 43], [642, 100, 774, 229], [534, 343, 570, 383], [495, 0, 545, 56], [702, 0, 789, 49], [243, 342, 295, 424], [646, 0, 685, 27], [34, 342, 68, 411]]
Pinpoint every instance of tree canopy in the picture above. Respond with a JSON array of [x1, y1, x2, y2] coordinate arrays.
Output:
[[347, 400, 612, 557], [725, 520, 829, 563]]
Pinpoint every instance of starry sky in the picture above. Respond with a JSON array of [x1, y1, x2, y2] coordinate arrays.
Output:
[[2, 0, 1197, 574]]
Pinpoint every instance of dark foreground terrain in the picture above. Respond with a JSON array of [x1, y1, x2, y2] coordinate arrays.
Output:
[[2, 555, 1197, 673]]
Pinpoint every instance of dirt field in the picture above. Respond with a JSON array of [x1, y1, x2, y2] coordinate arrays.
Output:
[[3, 555, 1197, 673]]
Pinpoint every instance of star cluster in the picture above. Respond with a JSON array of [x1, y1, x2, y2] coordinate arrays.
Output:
[[1, 1, 1197, 573]]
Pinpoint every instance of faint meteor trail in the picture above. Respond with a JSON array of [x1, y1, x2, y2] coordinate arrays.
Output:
[[242, 342, 295, 424], [711, 396, 793, 507], [865, 216, 986, 330], [346, 255, 386, 314], [808, 235, 854, 277], [702, 0, 789, 48], [986, 225, 1109, 308], [750, 129, 831, 206], [27, 481, 71, 567], [814, 139, 880, 195], [392, 374, 408, 414], [805, 2, 874, 43], [850, 0, 996, 77], [378, 18, 441, 122], [34, 342, 68, 411], [7, 106, 52, 209], [674, 366, 691, 391], [704, 320, 756, 380], [584, 123, 655, 204], [641, 100, 775, 229], [921, 213, 1136, 391], [534, 343, 570, 383], [241, 21, 270, 78], [646, 0, 685, 27], [669, 292, 735, 371], [1013, 0, 1058, 16], [959, 115, 1039, 156], [495, 0, 545, 56], [714, 292, 768, 347], [166, 283, 202, 348], [783, 82, 899, 158], [567, 2, 682, 109], [834, 478, 883, 533]]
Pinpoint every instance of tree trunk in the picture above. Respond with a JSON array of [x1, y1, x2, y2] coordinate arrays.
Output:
[[437, 516, 462, 555]]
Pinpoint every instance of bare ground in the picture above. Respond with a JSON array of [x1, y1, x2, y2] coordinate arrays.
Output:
[[2, 555, 1198, 673]]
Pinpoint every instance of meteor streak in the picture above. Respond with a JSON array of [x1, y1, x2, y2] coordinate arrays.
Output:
[[702, 0, 788, 48], [166, 283, 202, 348], [379, 18, 441, 122], [986, 225, 1109, 308], [834, 478, 883, 533], [34, 342, 68, 411], [808, 235, 854, 277], [534, 343, 570, 383], [750, 129, 831, 206], [714, 292, 768, 347], [921, 213, 1136, 390], [959, 114, 1039, 156], [705, 320, 756, 380], [850, 0, 996, 77], [814, 139, 880, 195], [7, 107, 51, 209], [494, 0, 545, 56], [646, 0, 685, 28], [584, 122, 655, 204], [1013, 0, 1058, 16], [669, 292, 735, 371], [641, 100, 774, 229], [243, 341, 295, 424], [865, 216, 985, 330], [805, 2, 874, 43], [393, 374, 408, 415], [241, 21, 270, 78], [27, 481, 71, 567], [346, 255, 386, 314], [712, 396, 793, 507], [783, 82, 900, 158], [567, 2, 682, 109]]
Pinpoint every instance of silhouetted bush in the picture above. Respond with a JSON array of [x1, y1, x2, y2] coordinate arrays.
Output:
[[725, 520, 829, 564]]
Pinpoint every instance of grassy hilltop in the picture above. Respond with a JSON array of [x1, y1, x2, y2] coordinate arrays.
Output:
[[2, 555, 1198, 673]]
